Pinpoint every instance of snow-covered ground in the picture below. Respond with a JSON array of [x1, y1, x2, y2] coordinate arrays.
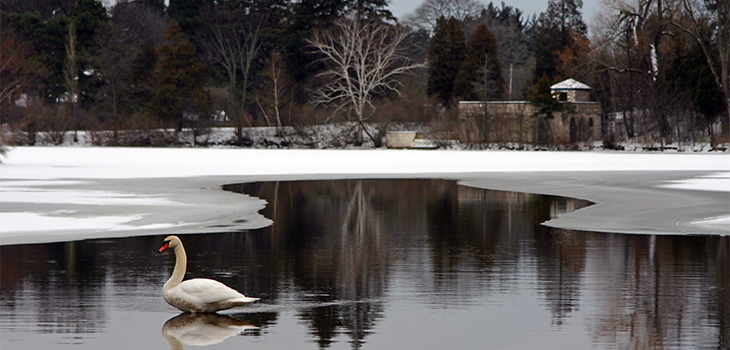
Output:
[[3, 147, 729, 178], [1, 147, 729, 245]]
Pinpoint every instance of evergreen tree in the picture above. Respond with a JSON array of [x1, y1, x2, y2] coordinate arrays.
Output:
[[148, 22, 211, 132], [71, 0, 108, 51], [107, 0, 169, 114], [482, 2, 524, 28], [136, 0, 165, 14], [665, 39, 726, 126], [532, 0, 587, 83], [454, 23, 504, 101], [427, 16, 466, 107], [527, 75, 565, 145], [281, 0, 348, 95], [67, 0, 109, 110], [528, 75, 563, 119], [463, 2, 532, 99], [351, 0, 394, 21], [167, 0, 213, 48]]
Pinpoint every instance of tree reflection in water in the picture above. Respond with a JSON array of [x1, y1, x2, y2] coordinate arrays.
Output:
[[228, 179, 728, 349], [0, 179, 727, 349], [228, 179, 594, 345]]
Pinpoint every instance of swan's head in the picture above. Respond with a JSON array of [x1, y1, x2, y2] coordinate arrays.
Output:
[[160, 235, 181, 252]]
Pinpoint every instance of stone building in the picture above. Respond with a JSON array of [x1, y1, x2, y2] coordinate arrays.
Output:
[[458, 78, 602, 145]]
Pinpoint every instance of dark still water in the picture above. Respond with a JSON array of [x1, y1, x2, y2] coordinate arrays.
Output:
[[1, 179, 728, 349]]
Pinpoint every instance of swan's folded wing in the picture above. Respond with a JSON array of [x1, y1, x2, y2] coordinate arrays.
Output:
[[177, 278, 250, 304]]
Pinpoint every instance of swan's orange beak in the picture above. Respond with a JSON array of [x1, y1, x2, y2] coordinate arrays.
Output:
[[159, 242, 169, 252]]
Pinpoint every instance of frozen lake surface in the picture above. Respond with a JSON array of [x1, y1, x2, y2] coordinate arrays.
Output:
[[2, 179, 728, 349], [1, 147, 729, 243]]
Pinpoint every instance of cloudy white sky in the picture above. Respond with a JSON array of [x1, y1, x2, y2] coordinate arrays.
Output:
[[389, 0, 602, 21]]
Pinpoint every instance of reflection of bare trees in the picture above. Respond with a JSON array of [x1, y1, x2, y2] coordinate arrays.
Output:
[[235, 179, 598, 347], [426, 183, 589, 313], [717, 238, 730, 348], [0, 241, 107, 335], [587, 235, 730, 349], [3, 179, 728, 349], [240, 180, 393, 348], [533, 228, 586, 326]]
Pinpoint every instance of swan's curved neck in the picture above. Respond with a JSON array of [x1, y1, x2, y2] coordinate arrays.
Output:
[[164, 243, 187, 292]]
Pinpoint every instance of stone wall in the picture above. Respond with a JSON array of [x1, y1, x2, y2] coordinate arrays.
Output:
[[458, 101, 603, 145], [552, 89, 591, 102]]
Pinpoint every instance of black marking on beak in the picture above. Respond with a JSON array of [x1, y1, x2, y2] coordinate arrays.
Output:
[[160, 240, 170, 252]]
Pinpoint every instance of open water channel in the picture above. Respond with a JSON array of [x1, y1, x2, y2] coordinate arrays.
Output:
[[1, 179, 728, 349]]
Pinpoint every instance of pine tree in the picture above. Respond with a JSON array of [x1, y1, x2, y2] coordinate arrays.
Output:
[[66, 0, 109, 110], [281, 0, 348, 99], [665, 39, 725, 125], [532, 0, 587, 83], [148, 22, 211, 132], [528, 75, 563, 120], [427, 16, 466, 107], [454, 23, 504, 101], [527, 75, 565, 145], [167, 0, 212, 37]]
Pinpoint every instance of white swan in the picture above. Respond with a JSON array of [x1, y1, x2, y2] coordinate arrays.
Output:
[[159, 235, 259, 313]]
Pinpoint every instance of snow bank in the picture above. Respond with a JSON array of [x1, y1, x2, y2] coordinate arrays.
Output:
[[2, 147, 729, 180]]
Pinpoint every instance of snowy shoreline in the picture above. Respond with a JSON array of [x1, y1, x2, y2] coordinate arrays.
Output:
[[1, 147, 729, 245]]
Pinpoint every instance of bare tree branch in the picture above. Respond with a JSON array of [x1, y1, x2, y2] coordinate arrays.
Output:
[[307, 15, 425, 124], [204, 7, 263, 143], [403, 0, 483, 33], [670, 0, 730, 134], [0, 31, 43, 103]]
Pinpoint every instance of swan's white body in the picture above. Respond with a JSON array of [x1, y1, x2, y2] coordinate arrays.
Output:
[[160, 235, 259, 313]]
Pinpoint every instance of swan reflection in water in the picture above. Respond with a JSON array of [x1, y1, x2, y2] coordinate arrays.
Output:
[[162, 313, 258, 349]]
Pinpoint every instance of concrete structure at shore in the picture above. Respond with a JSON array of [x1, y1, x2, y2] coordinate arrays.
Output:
[[458, 78, 603, 145]]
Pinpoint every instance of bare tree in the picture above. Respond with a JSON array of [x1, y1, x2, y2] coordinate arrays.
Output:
[[63, 22, 79, 141], [96, 25, 133, 142], [404, 0, 484, 33], [256, 50, 292, 132], [204, 6, 262, 145], [592, 0, 677, 143], [472, 55, 499, 143], [670, 0, 730, 136], [96, 0, 169, 142], [0, 30, 43, 105], [592, 0, 728, 145], [308, 15, 425, 144]]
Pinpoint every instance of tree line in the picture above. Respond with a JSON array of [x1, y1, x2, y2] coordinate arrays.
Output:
[[1, 0, 727, 148]]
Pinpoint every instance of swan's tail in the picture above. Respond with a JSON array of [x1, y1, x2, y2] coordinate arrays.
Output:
[[233, 296, 260, 305]]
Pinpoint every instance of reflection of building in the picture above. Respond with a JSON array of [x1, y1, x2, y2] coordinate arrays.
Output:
[[459, 78, 602, 145]]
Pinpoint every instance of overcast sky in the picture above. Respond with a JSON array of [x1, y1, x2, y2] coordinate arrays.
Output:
[[389, 0, 603, 23]]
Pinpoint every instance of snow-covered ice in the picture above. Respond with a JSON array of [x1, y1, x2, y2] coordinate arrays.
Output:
[[1, 147, 728, 244], [1, 212, 176, 233], [2, 147, 729, 179], [661, 172, 730, 192]]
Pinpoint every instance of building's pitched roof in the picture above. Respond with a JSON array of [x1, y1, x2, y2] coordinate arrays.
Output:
[[550, 78, 591, 90]]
